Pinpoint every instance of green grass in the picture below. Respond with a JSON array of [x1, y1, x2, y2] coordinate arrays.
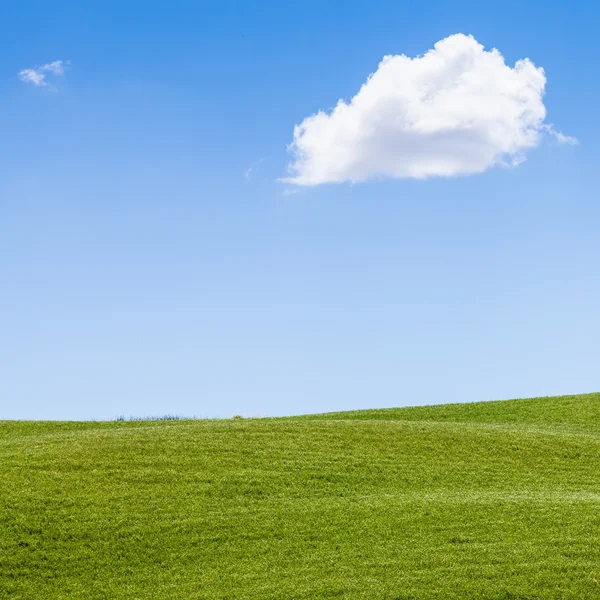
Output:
[[1, 393, 600, 599]]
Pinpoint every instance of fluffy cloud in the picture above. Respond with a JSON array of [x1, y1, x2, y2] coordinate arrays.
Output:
[[18, 69, 47, 86], [19, 60, 69, 87], [41, 60, 67, 75], [284, 34, 573, 186]]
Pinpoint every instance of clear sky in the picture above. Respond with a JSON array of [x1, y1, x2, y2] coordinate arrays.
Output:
[[1, 0, 598, 420]]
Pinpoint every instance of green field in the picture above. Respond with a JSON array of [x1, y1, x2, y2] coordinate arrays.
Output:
[[2, 393, 600, 599]]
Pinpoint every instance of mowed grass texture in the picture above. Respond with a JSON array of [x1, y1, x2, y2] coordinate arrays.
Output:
[[1, 394, 600, 599]]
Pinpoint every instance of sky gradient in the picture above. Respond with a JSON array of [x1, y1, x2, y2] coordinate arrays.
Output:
[[1, 1, 598, 419]]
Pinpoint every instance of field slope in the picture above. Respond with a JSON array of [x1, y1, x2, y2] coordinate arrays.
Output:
[[1, 393, 600, 599]]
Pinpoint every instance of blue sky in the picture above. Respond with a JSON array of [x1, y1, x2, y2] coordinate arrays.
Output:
[[1, 1, 598, 419]]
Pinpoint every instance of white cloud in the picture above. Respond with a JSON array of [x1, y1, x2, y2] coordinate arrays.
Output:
[[284, 34, 573, 186], [18, 68, 47, 86], [244, 158, 265, 180], [19, 60, 69, 87], [549, 128, 578, 145], [41, 60, 67, 75]]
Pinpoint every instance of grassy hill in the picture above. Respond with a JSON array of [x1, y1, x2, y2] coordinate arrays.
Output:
[[1, 393, 599, 599]]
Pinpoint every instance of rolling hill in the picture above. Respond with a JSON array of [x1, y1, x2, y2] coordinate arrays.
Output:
[[1, 393, 599, 599]]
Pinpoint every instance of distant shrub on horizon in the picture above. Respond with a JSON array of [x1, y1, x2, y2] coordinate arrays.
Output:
[[115, 414, 197, 422]]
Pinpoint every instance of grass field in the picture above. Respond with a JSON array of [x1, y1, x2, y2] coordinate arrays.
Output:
[[1, 393, 600, 599]]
